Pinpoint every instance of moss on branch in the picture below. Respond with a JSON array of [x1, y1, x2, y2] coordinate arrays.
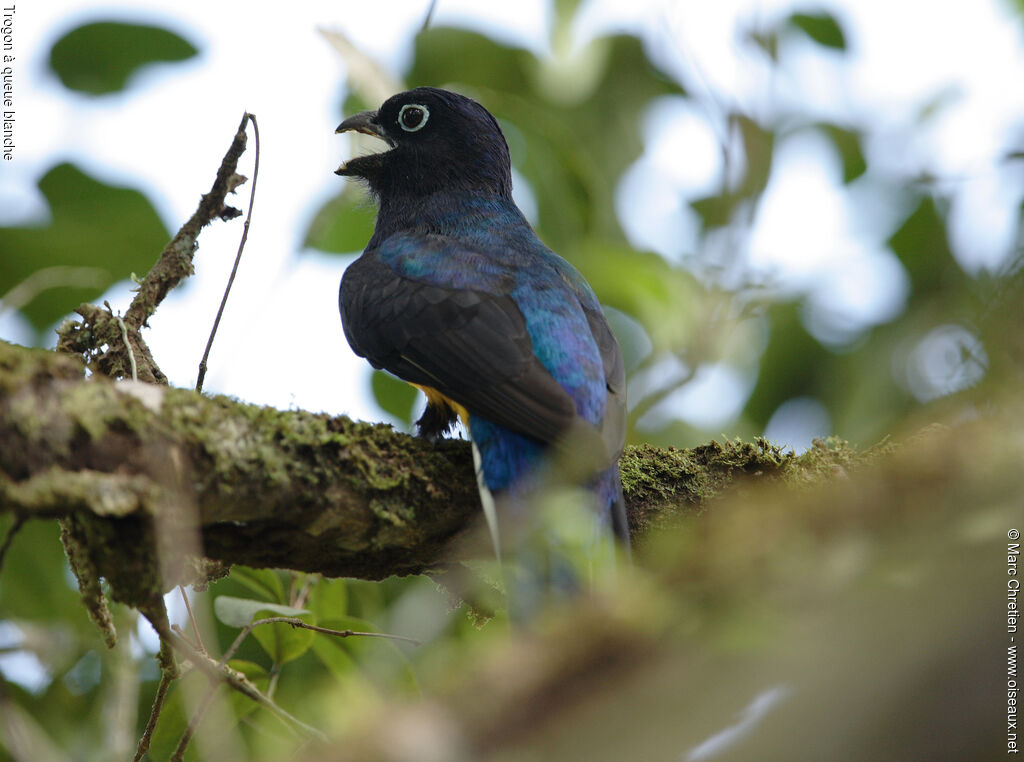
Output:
[[0, 339, 868, 609]]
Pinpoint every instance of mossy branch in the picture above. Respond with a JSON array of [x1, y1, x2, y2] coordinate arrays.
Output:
[[0, 339, 868, 609]]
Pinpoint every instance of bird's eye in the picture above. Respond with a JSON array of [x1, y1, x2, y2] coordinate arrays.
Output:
[[398, 104, 429, 133]]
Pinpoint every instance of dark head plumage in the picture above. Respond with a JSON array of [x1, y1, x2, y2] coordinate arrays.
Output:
[[335, 87, 513, 199]]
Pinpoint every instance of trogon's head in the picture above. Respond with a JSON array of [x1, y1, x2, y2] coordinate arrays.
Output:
[[335, 87, 512, 198]]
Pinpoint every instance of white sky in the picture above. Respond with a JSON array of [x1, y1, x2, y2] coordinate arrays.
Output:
[[1, 0, 1022, 438]]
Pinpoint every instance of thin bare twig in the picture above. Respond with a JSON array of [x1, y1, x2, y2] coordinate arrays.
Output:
[[421, 0, 438, 31], [171, 681, 219, 762], [219, 616, 420, 668], [171, 624, 202, 654], [113, 313, 138, 382], [133, 669, 174, 762], [179, 585, 205, 653], [0, 515, 25, 576], [123, 113, 249, 334], [167, 631, 325, 741], [57, 113, 252, 383], [196, 112, 260, 393], [290, 572, 316, 609]]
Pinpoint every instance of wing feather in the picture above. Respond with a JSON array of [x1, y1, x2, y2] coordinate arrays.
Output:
[[341, 252, 577, 444]]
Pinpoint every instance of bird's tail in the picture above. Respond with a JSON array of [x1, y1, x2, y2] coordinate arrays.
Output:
[[471, 438, 502, 564]]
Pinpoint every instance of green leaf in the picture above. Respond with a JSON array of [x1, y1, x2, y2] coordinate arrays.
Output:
[[224, 660, 272, 723], [310, 629, 359, 680], [371, 370, 418, 427], [48, 21, 198, 95], [410, 27, 530, 94], [303, 185, 376, 254], [0, 163, 171, 334], [575, 242, 700, 353], [744, 25, 779, 62], [212, 596, 310, 628], [228, 567, 285, 603], [819, 123, 867, 183], [314, 617, 420, 695], [213, 596, 316, 665], [788, 12, 847, 51], [0, 520, 95, 630], [251, 617, 316, 665], [309, 577, 349, 621], [736, 114, 775, 197], [227, 658, 271, 685], [743, 302, 832, 430], [408, 29, 685, 253], [887, 196, 958, 299], [691, 193, 740, 230]]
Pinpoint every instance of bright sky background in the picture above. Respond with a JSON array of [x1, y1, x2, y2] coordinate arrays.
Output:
[[1, 0, 1022, 440]]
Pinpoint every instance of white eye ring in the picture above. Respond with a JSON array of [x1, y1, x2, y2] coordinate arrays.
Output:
[[398, 103, 429, 132]]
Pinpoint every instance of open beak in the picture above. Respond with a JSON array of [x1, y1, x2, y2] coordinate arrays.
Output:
[[335, 110, 394, 176], [335, 110, 387, 139]]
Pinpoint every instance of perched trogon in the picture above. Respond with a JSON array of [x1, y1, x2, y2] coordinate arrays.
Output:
[[334, 86, 629, 555]]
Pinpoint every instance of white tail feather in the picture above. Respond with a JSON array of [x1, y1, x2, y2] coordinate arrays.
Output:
[[470, 439, 502, 563]]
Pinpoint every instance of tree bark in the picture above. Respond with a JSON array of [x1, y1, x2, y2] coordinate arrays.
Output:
[[0, 339, 855, 608]]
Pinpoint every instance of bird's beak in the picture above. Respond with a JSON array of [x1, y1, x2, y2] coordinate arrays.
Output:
[[335, 110, 394, 176], [335, 110, 387, 139]]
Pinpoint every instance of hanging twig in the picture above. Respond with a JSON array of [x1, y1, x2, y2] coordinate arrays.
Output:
[[170, 681, 219, 762], [421, 0, 439, 31], [113, 312, 138, 382], [123, 113, 250, 334], [56, 111, 253, 383], [0, 515, 25, 576], [196, 113, 260, 393], [132, 669, 174, 762], [179, 585, 206, 653]]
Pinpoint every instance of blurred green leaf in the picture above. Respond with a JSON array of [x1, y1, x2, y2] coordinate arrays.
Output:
[[0, 163, 170, 333], [887, 196, 958, 299], [819, 123, 867, 183], [309, 577, 349, 621], [0, 519, 85, 625], [226, 659, 271, 720], [213, 596, 310, 628], [254, 620, 314, 666], [410, 27, 530, 94], [310, 627, 359, 679], [744, 25, 779, 61], [408, 29, 685, 253], [691, 192, 740, 231], [574, 242, 699, 353], [223, 659, 274, 729], [371, 370, 418, 427], [788, 11, 847, 51], [743, 302, 833, 430], [736, 114, 775, 197], [228, 567, 285, 603], [303, 185, 376, 254], [48, 20, 197, 95], [315, 616, 420, 695]]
